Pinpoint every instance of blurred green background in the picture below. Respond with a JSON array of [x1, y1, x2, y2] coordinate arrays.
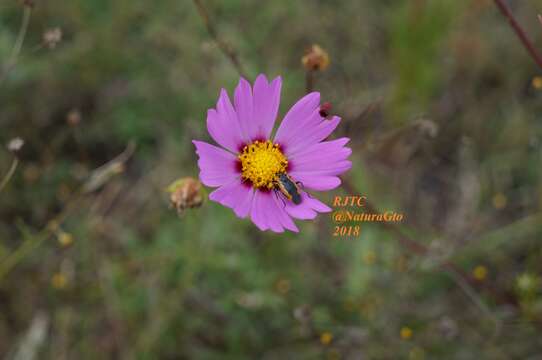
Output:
[[1, 0, 542, 358]]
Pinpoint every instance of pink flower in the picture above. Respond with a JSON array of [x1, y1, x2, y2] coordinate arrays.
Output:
[[193, 74, 352, 233]]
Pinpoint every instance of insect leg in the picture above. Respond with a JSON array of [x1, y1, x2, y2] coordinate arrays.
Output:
[[274, 189, 287, 209], [302, 189, 315, 199]]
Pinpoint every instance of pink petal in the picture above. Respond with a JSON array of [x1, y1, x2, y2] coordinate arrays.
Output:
[[290, 161, 352, 176], [253, 74, 282, 140], [289, 138, 352, 175], [303, 194, 332, 212], [286, 137, 351, 191], [234, 77, 254, 143], [209, 181, 254, 218], [193, 140, 239, 187], [274, 92, 321, 145], [289, 174, 342, 191], [271, 194, 299, 232], [283, 116, 341, 157], [233, 184, 255, 218], [250, 190, 270, 231], [261, 193, 284, 233], [285, 192, 331, 220], [215, 89, 245, 150], [206, 109, 239, 153], [290, 138, 351, 160], [249, 190, 300, 233]]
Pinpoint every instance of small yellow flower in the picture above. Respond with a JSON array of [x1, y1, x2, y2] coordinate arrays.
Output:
[[51, 272, 67, 289], [532, 76, 542, 89], [320, 331, 333, 345], [362, 250, 376, 265], [57, 231, 73, 247], [492, 193, 507, 209], [473, 265, 488, 281], [400, 326, 413, 340]]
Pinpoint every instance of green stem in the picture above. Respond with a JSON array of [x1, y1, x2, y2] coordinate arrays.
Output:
[[0, 6, 32, 83], [0, 157, 19, 193]]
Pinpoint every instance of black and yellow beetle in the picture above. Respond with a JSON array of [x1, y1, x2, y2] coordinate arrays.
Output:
[[274, 172, 302, 205]]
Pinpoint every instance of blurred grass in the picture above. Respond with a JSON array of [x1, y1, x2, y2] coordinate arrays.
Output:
[[1, 0, 542, 358]]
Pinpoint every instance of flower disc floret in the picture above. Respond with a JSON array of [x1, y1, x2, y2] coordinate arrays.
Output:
[[238, 140, 287, 189]]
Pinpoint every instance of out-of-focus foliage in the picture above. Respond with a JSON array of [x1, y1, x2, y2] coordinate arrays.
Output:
[[1, 0, 542, 358]]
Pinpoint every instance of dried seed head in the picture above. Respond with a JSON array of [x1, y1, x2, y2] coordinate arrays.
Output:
[[293, 304, 312, 323], [43, 27, 62, 49], [21, 0, 34, 8], [438, 317, 458, 340], [7, 137, 24, 154], [66, 109, 81, 126], [302, 44, 330, 71], [166, 177, 205, 216]]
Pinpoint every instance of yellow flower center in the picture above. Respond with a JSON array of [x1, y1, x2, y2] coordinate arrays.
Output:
[[238, 140, 288, 189]]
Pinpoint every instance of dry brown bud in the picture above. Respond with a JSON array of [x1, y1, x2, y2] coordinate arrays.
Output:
[[166, 177, 205, 216], [302, 44, 330, 72]]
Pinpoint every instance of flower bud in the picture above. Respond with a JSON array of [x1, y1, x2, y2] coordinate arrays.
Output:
[[166, 177, 205, 216], [302, 44, 330, 71]]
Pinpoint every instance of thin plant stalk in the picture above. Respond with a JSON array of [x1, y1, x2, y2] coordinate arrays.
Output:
[[0, 6, 32, 84], [192, 0, 247, 78], [0, 158, 19, 193], [493, 0, 542, 70]]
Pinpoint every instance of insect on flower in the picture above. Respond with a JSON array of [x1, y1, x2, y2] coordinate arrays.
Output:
[[274, 172, 302, 205], [193, 74, 352, 233]]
